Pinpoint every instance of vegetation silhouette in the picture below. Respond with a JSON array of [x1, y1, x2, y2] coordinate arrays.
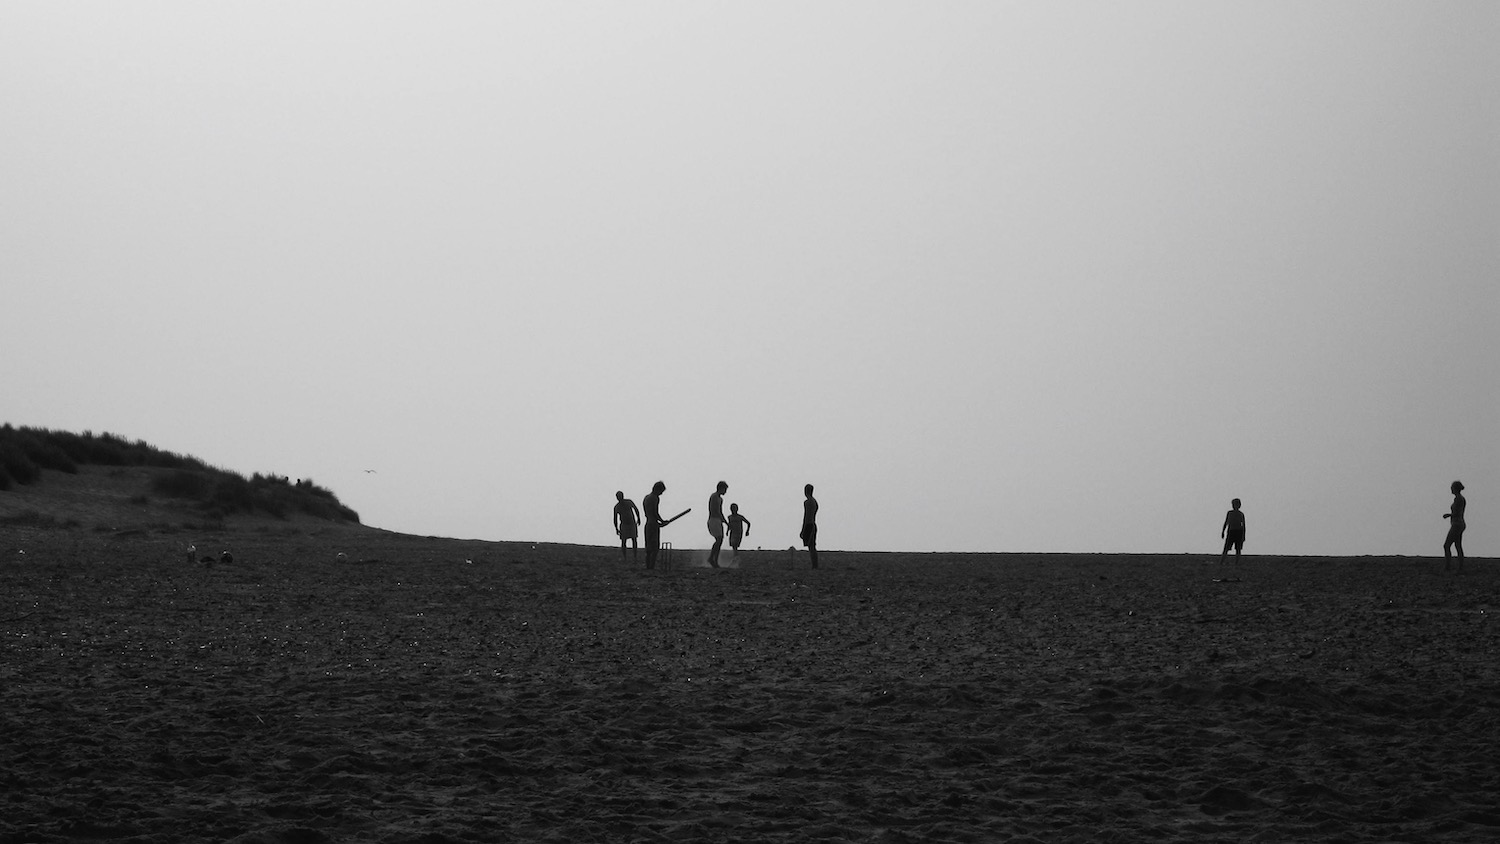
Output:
[[0, 424, 358, 523]]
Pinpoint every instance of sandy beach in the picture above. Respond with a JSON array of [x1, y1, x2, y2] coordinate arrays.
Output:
[[2, 521, 1497, 842]]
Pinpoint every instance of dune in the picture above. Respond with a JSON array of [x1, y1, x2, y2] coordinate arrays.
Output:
[[2, 509, 1497, 842]]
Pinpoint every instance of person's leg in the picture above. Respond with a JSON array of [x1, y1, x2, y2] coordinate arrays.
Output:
[[708, 521, 725, 567]]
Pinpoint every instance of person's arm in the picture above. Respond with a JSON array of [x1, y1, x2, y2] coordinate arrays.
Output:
[[1221, 512, 1229, 537]]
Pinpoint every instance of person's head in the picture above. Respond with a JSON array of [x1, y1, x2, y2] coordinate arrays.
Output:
[[1232, 498, 1241, 510], [1453, 480, 1465, 494], [805, 484, 815, 497], [730, 503, 739, 513], [616, 490, 624, 501], [652, 481, 666, 494], [716, 480, 728, 493]]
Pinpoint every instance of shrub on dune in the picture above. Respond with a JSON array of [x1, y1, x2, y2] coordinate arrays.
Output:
[[1, 424, 359, 524]]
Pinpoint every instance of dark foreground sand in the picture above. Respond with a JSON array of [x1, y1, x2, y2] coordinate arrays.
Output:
[[2, 523, 1497, 843]]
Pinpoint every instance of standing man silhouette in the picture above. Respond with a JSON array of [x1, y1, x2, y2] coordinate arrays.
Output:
[[613, 491, 641, 563], [643, 481, 667, 569], [1220, 498, 1246, 564], [707, 481, 729, 569], [801, 484, 819, 569], [1443, 480, 1466, 572]]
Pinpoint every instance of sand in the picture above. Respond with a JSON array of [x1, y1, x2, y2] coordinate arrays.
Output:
[[2, 522, 1497, 843]]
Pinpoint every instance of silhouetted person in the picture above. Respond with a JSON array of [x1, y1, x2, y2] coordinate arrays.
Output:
[[644, 481, 667, 569], [801, 484, 819, 569], [706, 481, 728, 568], [1443, 480, 1466, 572], [728, 503, 751, 557], [613, 491, 641, 562], [1220, 498, 1245, 563]]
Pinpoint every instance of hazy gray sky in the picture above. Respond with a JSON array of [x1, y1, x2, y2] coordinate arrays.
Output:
[[3, 3, 1496, 556]]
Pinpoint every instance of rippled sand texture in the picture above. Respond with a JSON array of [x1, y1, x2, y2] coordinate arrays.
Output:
[[2, 527, 1497, 842]]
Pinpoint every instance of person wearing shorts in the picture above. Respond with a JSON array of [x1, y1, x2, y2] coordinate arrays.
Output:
[[707, 481, 728, 569], [613, 491, 641, 563], [1443, 480, 1466, 572], [728, 503, 751, 556], [801, 484, 819, 569], [644, 481, 666, 569], [1220, 498, 1245, 563]]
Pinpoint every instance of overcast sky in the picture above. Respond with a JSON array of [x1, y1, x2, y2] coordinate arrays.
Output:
[[3, 3, 1496, 556]]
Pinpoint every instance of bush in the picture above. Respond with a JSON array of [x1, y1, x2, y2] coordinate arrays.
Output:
[[0, 442, 40, 486], [152, 470, 213, 500], [1, 424, 360, 524], [29, 442, 78, 474]]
